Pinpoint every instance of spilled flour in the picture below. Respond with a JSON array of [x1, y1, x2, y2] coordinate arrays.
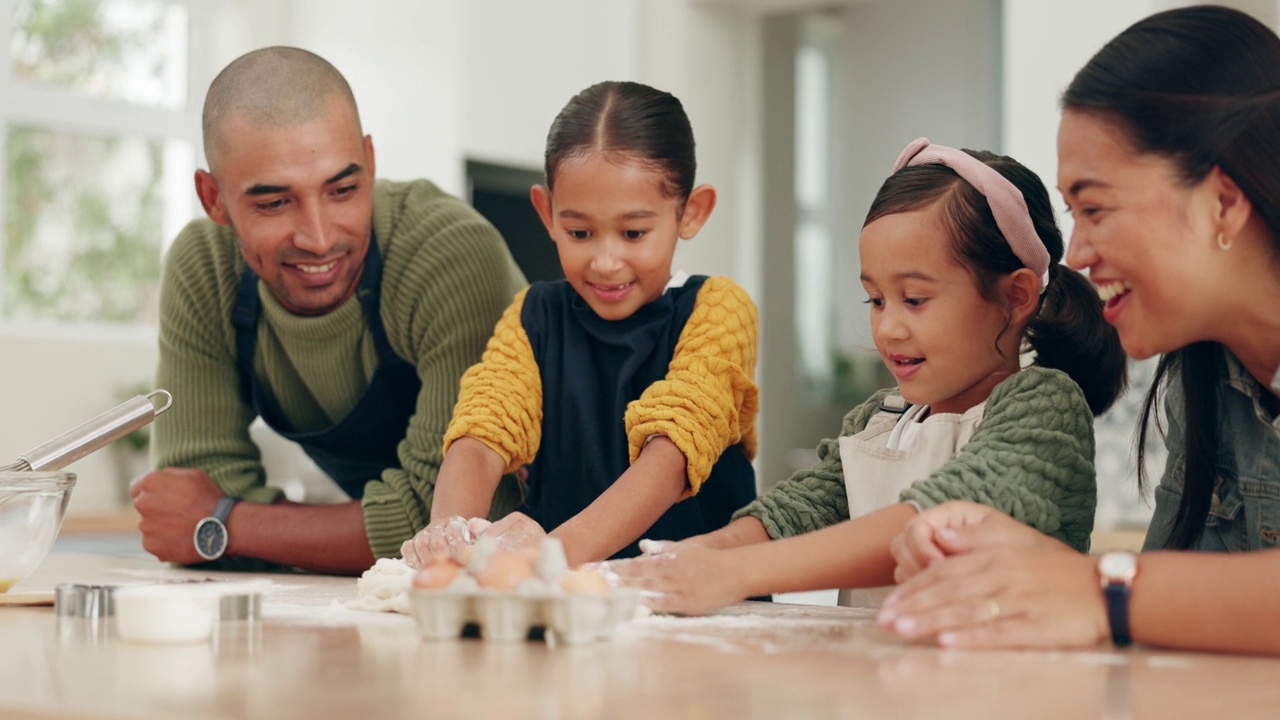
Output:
[[618, 611, 903, 657]]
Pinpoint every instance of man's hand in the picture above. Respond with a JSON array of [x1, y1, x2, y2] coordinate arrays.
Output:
[[129, 467, 226, 565]]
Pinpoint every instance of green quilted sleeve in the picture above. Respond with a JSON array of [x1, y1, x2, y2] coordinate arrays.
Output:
[[733, 388, 895, 538], [900, 367, 1097, 552]]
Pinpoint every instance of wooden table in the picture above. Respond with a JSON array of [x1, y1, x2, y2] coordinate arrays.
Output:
[[1, 553, 1276, 720]]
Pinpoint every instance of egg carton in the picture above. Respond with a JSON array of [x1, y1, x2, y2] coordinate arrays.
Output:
[[408, 586, 640, 644]]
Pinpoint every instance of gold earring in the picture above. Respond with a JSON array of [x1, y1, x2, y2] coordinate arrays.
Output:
[[1217, 232, 1233, 251]]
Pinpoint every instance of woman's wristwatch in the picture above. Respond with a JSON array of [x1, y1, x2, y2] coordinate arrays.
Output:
[[1097, 550, 1138, 647]]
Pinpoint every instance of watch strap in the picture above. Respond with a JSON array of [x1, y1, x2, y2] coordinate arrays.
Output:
[[1104, 582, 1132, 647], [213, 496, 240, 524]]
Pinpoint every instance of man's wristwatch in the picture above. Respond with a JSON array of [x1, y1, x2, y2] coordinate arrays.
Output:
[[193, 497, 240, 561], [1097, 550, 1138, 647]]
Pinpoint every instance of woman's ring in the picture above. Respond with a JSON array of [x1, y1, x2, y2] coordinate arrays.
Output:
[[988, 599, 1001, 621]]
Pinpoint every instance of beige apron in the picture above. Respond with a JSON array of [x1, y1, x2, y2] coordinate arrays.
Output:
[[836, 398, 985, 608]]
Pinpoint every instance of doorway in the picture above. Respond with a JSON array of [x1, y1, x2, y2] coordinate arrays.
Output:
[[466, 159, 563, 283]]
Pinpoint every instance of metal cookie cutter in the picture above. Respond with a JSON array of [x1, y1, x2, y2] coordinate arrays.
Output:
[[55, 583, 118, 617], [55, 581, 262, 620], [219, 592, 261, 621]]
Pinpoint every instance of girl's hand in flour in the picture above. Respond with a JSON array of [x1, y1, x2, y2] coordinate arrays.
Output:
[[609, 543, 752, 615], [477, 511, 547, 553], [400, 515, 481, 568]]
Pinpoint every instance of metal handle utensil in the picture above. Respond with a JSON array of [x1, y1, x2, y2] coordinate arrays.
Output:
[[1, 389, 173, 473]]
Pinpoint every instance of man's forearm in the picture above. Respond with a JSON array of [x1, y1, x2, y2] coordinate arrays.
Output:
[[225, 500, 375, 575]]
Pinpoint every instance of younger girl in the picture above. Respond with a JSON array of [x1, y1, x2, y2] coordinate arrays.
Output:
[[400, 81, 760, 568], [610, 137, 1127, 613]]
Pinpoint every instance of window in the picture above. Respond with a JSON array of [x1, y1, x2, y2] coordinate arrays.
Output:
[[1, 0, 207, 327], [793, 18, 836, 402]]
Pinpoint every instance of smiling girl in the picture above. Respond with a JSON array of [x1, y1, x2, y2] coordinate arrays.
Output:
[[609, 138, 1127, 614], [400, 81, 759, 567]]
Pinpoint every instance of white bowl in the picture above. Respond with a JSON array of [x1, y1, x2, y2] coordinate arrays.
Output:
[[114, 580, 271, 644], [0, 471, 75, 592], [114, 585, 219, 644]]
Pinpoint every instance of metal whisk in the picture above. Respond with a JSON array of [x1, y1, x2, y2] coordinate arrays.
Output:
[[0, 390, 173, 473]]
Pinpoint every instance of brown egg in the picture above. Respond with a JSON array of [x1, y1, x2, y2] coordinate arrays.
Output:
[[513, 547, 541, 565], [559, 568, 610, 596], [475, 551, 536, 591], [412, 557, 464, 590]]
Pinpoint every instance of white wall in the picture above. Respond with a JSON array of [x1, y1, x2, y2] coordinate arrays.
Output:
[[460, 1, 640, 172], [0, 327, 158, 512], [1002, 0, 1157, 209]]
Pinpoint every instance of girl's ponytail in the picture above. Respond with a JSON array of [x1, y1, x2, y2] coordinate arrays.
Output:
[[1027, 263, 1127, 416]]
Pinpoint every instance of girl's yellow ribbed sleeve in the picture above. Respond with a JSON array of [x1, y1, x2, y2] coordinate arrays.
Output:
[[624, 277, 760, 497], [443, 288, 542, 473]]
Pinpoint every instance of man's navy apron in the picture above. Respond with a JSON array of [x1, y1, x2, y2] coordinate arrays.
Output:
[[232, 236, 420, 498]]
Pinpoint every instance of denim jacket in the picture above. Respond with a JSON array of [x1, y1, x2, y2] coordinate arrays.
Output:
[[1144, 350, 1280, 552]]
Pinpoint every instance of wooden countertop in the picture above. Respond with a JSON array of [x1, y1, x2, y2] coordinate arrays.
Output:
[[1, 552, 1276, 720]]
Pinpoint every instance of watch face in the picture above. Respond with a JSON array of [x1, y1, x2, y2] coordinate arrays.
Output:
[[1099, 551, 1137, 582], [194, 518, 228, 561]]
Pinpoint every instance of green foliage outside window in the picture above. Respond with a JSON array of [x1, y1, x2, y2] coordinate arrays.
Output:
[[5, 127, 165, 322], [4, 0, 180, 324]]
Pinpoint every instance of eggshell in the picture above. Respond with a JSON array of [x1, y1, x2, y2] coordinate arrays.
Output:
[[513, 547, 541, 565], [475, 551, 536, 591], [535, 537, 569, 585], [467, 536, 500, 575], [559, 568, 610, 596], [412, 558, 463, 590]]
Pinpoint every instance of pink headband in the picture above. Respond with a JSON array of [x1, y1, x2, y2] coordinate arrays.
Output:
[[892, 137, 1050, 293]]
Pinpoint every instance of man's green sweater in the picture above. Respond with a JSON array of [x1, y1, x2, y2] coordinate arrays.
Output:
[[735, 367, 1098, 552], [154, 179, 526, 558]]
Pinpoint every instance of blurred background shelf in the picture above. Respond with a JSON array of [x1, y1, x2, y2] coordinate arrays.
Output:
[[55, 508, 146, 557]]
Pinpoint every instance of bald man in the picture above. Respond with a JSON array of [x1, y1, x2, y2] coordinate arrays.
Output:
[[130, 47, 525, 574]]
